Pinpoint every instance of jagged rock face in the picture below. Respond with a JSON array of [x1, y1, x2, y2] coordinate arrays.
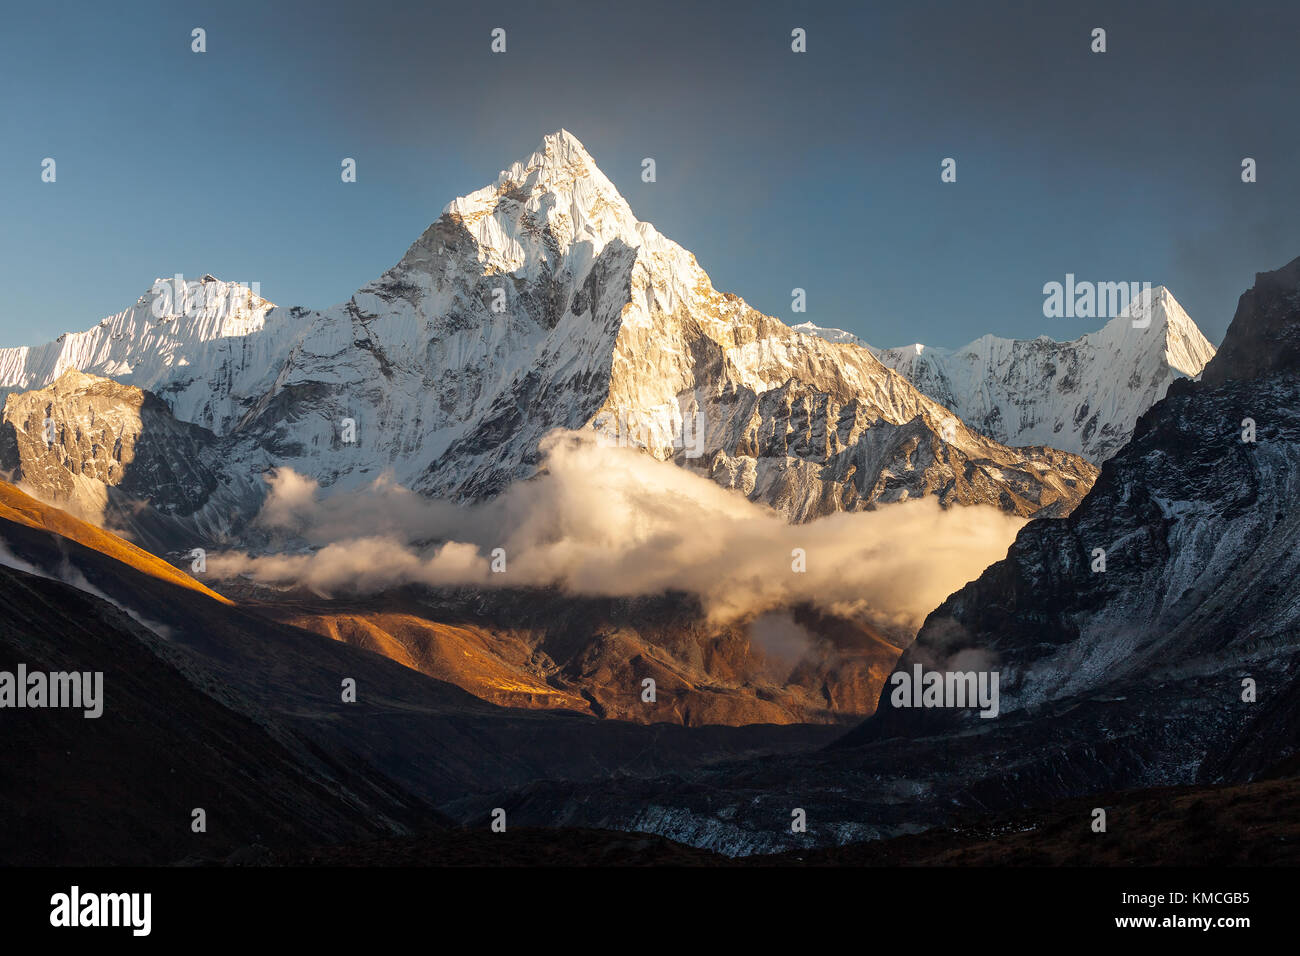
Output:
[[865, 287, 1216, 464], [699, 388, 1093, 521], [0, 369, 219, 518], [0, 369, 264, 545], [0, 132, 1095, 537], [861, 255, 1300, 747], [1200, 256, 1300, 387]]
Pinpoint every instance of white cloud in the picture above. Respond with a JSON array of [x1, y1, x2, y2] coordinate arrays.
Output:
[[210, 430, 1025, 630]]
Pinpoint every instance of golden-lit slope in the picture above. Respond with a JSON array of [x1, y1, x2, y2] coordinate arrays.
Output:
[[318, 611, 591, 711], [253, 596, 906, 727], [266, 610, 590, 712], [0, 480, 231, 605]]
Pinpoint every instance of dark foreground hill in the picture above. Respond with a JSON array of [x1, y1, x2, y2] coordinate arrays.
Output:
[[0, 481, 835, 865]]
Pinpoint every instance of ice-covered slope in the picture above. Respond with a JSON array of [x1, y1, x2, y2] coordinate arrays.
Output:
[[0, 131, 1096, 542], [867, 287, 1216, 463]]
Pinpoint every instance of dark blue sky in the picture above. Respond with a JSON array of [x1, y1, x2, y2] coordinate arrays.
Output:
[[3, 0, 1297, 349]]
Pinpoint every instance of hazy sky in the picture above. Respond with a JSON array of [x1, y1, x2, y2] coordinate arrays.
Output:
[[2, 0, 1297, 350]]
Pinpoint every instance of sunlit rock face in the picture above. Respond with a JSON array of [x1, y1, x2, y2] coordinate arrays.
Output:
[[254, 592, 906, 727], [0, 368, 228, 527]]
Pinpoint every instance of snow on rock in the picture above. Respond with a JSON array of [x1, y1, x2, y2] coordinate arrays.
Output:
[[865, 286, 1216, 464], [0, 131, 1097, 540]]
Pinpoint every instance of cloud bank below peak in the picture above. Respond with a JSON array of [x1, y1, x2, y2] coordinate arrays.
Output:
[[210, 430, 1026, 631]]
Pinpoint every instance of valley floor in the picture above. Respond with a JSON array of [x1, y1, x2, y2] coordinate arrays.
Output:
[[252, 772, 1300, 867]]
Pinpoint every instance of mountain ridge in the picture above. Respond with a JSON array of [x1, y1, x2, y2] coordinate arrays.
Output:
[[859, 253, 1300, 741], [792, 286, 1216, 464]]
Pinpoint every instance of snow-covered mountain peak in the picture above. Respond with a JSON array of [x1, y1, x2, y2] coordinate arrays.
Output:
[[0, 275, 279, 423], [871, 285, 1217, 463], [448, 129, 613, 212], [1097, 285, 1214, 377], [136, 274, 275, 338], [514, 128, 602, 181], [438, 130, 677, 274], [869, 255, 1300, 740]]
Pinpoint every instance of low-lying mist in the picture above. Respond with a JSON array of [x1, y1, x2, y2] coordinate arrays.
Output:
[[209, 430, 1025, 631]]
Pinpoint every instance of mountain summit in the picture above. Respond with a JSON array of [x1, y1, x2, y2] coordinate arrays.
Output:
[[1199, 256, 1300, 386], [0, 132, 1097, 547], [442, 129, 646, 256]]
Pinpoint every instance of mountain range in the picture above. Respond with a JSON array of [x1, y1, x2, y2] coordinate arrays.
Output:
[[800, 285, 1216, 463], [0, 131, 1118, 553]]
